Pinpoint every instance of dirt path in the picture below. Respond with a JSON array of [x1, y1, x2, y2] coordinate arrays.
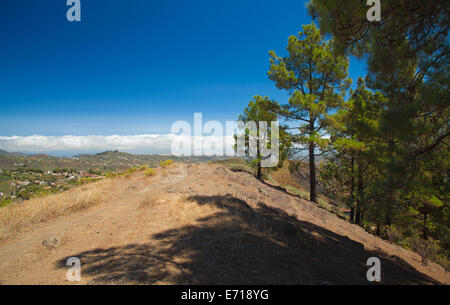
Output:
[[0, 163, 448, 285]]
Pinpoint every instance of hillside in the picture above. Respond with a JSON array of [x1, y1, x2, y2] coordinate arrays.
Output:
[[0, 162, 448, 284], [0, 151, 229, 205], [0, 150, 227, 171]]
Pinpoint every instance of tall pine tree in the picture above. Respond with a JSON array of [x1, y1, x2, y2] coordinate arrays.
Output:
[[267, 23, 351, 203]]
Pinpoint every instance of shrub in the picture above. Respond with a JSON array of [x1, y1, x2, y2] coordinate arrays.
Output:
[[409, 236, 439, 266], [138, 165, 149, 171], [0, 198, 12, 208], [106, 172, 118, 178], [435, 254, 450, 273], [382, 226, 403, 244], [160, 159, 174, 168], [126, 167, 139, 174], [139, 192, 159, 208], [144, 168, 156, 177]]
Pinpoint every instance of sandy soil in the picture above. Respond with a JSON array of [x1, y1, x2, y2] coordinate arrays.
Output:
[[0, 163, 448, 285]]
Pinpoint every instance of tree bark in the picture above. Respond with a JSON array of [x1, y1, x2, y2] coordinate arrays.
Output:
[[423, 210, 428, 240], [308, 118, 317, 203], [309, 143, 317, 203], [350, 155, 355, 223], [385, 213, 392, 226], [256, 123, 262, 179], [355, 162, 364, 226], [355, 206, 361, 226]]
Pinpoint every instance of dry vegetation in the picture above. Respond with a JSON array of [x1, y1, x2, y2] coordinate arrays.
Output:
[[0, 179, 111, 240], [139, 192, 159, 208], [0, 162, 448, 284]]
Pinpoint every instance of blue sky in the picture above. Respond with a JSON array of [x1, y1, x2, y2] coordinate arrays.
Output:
[[0, 0, 367, 154]]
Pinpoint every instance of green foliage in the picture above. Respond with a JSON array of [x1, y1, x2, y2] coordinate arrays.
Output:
[[0, 197, 12, 207], [160, 159, 174, 168], [88, 168, 102, 175], [308, 0, 449, 263], [267, 23, 351, 202], [144, 168, 156, 177], [138, 165, 149, 171], [76, 177, 102, 185], [106, 172, 119, 178], [234, 95, 291, 178], [215, 158, 254, 175], [125, 167, 139, 174]]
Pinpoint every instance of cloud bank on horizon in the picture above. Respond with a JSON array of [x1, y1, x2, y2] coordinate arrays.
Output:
[[0, 134, 235, 155]]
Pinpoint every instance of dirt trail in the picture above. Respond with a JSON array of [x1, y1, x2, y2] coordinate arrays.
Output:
[[0, 163, 448, 285]]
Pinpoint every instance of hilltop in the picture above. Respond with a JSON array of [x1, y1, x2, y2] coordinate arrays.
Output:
[[0, 150, 229, 205], [0, 162, 448, 284]]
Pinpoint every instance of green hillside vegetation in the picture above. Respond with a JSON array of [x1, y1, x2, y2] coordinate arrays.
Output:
[[231, 4, 449, 269]]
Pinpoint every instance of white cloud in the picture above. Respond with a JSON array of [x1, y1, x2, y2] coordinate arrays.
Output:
[[0, 134, 235, 155]]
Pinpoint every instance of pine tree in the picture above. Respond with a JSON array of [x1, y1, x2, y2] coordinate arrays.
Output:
[[323, 77, 386, 226], [235, 95, 291, 178], [309, 0, 449, 261], [267, 23, 351, 203]]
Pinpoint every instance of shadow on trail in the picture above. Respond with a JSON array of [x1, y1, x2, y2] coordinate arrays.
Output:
[[56, 194, 440, 285]]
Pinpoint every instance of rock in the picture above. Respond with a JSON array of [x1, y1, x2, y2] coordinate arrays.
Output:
[[258, 188, 268, 196], [42, 236, 61, 249]]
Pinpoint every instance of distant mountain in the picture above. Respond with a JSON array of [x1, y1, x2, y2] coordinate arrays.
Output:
[[0, 150, 230, 171]]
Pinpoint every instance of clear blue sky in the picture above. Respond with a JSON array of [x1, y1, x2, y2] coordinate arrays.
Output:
[[0, 0, 366, 138]]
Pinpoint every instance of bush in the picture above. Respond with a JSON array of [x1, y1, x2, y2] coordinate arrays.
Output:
[[435, 254, 450, 273], [106, 172, 118, 178], [409, 236, 439, 266], [382, 226, 403, 244], [126, 167, 139, 174], [160, 159, 174, 168], [138, 165, 149, 171], [139, 192, 159, 208], [0, 197, 12, 207], [144, 168, 156, 177]]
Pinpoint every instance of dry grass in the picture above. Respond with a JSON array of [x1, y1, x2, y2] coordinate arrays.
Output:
[[139, 192, 159, 208], [0, 180, 108, 240]]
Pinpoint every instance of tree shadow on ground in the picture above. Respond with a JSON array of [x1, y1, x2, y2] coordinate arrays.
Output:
[[56, 194, 440, 285]]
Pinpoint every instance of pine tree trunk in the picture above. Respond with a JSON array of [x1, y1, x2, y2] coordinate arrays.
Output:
[[256, 123, 262, 179], [355, 206, 361, 225], [423, 210, 428, 240], [309, 144, 317, 203], [385, 213, 392, 226], [350, 156, 355, 223], [355, 162, 364, 226], [308, 116, 317, 203], [385, 194, 392, 226]]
